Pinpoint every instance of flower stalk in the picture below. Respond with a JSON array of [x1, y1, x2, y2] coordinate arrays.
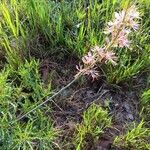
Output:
[[76, 4, 140, 81], [10, 4, 140, 123]]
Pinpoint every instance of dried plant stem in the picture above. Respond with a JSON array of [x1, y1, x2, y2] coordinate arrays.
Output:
[[11, 77, 79, 124]]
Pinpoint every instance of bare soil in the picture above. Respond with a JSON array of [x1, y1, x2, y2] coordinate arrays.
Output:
[[39, 54, 146, 150]]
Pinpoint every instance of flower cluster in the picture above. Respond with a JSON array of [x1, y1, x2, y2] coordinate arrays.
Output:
[[75, 46, 117, 80], [104, 5, 140, 48], [76, 5, 140, 81]]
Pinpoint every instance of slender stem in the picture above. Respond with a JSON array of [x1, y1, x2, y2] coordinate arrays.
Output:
[[11, 77, 79, 124]]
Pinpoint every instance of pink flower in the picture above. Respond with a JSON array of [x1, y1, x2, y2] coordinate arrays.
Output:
[[127, 19, 139, 30], [104, 51, 117, 66], [85, 69, 99, 81], [75, 65, 85, 78], [114, 11, 125, 23], [91, 46, 105, 60], [118, 36, 130, 48], [113, 30, 130, 48], [76, 5, 140, 81], [104, 5, 139, 48], [125, 5, 139, 30], [91, 45, 101, 52], [75, 65, 99, 81], [82, 52, 95, 65], [128, 5, 140, 19]]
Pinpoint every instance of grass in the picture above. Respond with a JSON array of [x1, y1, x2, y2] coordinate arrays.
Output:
[[141, 76, 150, 126], [113, 120, 150, 150], [0, 0, 150, 149], [0, 60, 57, 149], [74, 104, 111, 150], [142, 89, 150, 106]]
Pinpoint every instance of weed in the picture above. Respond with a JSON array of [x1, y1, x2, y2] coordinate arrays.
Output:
[[75, 2, 150, 84], [17, 59, 51, 99], [0, 116, 58, 149], [142, 89, 150, 105], [141, 76, 150, 125], [105, 46, 150, 83], [0, 60, 57, 149], [74, 104, 111, 150], [113, 120, 150, 150], [104, 0, 150, 84], [0, 0, 28, 68], [0, 0, 150, 149]]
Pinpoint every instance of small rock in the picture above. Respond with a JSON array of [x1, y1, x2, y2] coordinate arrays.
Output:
[[124, 102, 130, 112], [127, 114, 134, 120], [115, 103, 119, 107]]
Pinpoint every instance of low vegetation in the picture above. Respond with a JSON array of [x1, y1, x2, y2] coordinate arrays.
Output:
[[74, 104, 111, 150], [114, 121, 150, 150], [0, 0, 150, 149]]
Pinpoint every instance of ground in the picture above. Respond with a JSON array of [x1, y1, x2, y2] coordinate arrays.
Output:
[[39, 55, 147, 149]]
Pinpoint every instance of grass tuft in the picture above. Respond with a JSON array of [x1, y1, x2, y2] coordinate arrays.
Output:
[[74, 104, 111, 150], [113, 120, 150, 150]]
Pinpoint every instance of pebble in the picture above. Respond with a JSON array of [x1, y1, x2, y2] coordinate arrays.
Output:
[[127, 114, 134, 120]]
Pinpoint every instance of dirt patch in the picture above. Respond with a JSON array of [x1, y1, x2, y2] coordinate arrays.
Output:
[[39, 55, 146, 150]]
